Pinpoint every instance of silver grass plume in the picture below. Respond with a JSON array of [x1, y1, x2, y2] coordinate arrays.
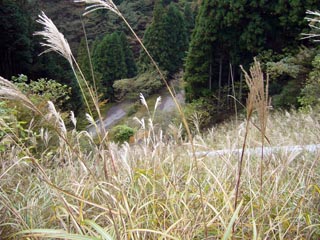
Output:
[[47, 101, 67, 136], [139, 93, 148, 109], [154, 96, 161, 113], [74, 0, 120, 16], [70, 111, 77, 128], [301, 10, 320, 42], [34, 12, 72, 64], [0, 76, 40, 114]]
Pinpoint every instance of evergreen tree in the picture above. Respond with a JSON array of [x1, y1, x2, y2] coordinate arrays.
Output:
[[183, 1, 195, 41], [184, 0, 320, 101], [164, 2, 188, 74], [119, 32, 137, 78], [93, 31, 136, 100], [77, 37, 92, 83], [0, 0, 33, 78], [139, 1, 188, 76], [139, 1, 167, 72]]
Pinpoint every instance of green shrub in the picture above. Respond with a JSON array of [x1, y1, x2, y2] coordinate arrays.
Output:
[[299, 54, 320, 111], [126, 102, 140, 116], [265, 47, 316, 109], [11, 74, 71, 110], [113, 70, 164, 101], [110, 124, 135, 143]]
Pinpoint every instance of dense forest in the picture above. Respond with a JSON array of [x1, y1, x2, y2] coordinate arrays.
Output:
[[1, 0, 320, 125], [1, 1, 320, 239]]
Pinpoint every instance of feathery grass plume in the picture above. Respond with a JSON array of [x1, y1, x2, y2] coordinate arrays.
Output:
[[47, 101, 67, 136], [70, 111, 77, 128], [34, 11, 107, 140], [153, 96, 161, 119], [75, 0, 120, 15], [139, 92, 148, 110], [0, 76, 41, 114], [301, 10, 320, 42], [241, 58, 270, 189], [34, 12, 72, 64], [233, 59, 269, 232], [76, 1, 207, 236]]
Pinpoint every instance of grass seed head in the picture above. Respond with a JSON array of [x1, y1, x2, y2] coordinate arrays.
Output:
[[34, 12, 72, 64]]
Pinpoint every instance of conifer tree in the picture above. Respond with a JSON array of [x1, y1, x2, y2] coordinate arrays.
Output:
[[93, 31, 136, 100], [0, 0, 33, 78], [119, 32, 137, 78], [184, 0, 320, 101], [139, 1, 167, 72], [139, 1, 188, 76], [164, 2, 188, 75], [77, 37, 92, 83]]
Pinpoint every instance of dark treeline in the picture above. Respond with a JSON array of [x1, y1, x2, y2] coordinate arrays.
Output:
[[0, 0, 194, 112], [183, 0, 320, 125], [1, 0, 320, 124]]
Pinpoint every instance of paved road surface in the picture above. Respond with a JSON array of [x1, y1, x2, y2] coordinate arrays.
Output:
[[196, 144, 320, 158], [87, 90, 184, 136]]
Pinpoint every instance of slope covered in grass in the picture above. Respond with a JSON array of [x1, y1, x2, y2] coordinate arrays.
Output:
[[1, 107, 319, 239]]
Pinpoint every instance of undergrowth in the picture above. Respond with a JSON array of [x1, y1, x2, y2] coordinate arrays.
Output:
[[0, 1, 319, 239], [1, 105, 320, 239]]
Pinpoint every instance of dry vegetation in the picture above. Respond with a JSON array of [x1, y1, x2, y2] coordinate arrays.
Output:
[[0, 1, 320, 239], [1, 97, 320, 239]]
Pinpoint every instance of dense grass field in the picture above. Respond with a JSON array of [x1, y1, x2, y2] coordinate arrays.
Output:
[[1, 106, 319, 239], [0, 2, 319, 239]]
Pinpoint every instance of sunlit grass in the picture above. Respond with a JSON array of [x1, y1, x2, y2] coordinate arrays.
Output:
[[0, 2, 319, 239], [1, 107, 320, 239]]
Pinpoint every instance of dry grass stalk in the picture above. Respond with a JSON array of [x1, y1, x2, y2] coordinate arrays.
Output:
[[234, 59, 269, 232], [0, 76, 41, 115], [1, 106, 320, 238], [75, 0, 208, 237], [241, 58, 270, 189], [34, 11, 107, 144]]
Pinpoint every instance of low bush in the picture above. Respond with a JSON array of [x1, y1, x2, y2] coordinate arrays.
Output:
[[113, 70, 165, 101], [110, 124, 135, 143]]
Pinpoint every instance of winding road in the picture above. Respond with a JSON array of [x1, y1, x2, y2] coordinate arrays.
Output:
[[196, 144, 320, 158], [87, 90, 185, 136]]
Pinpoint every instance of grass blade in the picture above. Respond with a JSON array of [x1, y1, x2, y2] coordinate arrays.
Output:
[[82, 219, 114, 240]]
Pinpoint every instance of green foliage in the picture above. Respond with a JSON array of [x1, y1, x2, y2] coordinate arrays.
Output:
[[0, 101, 29, 145], [265, 47, 317, 108], [299, 54, 320, 110], [139, 2, 188, 76], [113, 70, 164, 101], [0, 0, 33, 78], [93, 31, 137, 100], [119, 32, 137, 78], [11, 74, 71, 110], [184, 0, 320, 101], [110, 124, 135, 143], [183, 1, 195, 40], [77, 37, 93, 84]]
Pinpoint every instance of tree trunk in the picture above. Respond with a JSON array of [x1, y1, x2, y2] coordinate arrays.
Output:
[[209, 61, 212, 91], [218, 57, 222, 101], [239, 71, 243, 101], [227, 62, 231, 105]]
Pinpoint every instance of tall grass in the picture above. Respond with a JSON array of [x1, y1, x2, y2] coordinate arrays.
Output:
[[0, 2, 320, 240], [1, 101, 320, 239]]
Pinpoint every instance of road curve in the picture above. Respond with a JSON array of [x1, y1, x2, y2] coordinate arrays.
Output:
[[196, 144, 320, 158]]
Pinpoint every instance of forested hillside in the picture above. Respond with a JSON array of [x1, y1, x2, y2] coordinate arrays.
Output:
[[1, 1, 320, 239], [1, 0, 320, 127], [0, 0, 196, 113], [185, 0, 320, 126]]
